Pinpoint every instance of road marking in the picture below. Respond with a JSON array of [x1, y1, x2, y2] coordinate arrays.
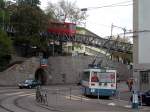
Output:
[[5, 92, 25, 96], [64, 94, 134, 109], [18, 93, 35, 97], [108, 102, 116, 106], [65, 95, 90, 101], [71, 95, 90, 100], [4, 92, 35, 98], [65, 96, 80, 101], [124, 105, 131, 108]]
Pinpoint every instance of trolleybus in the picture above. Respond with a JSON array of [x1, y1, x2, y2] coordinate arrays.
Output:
[[81, 67, 117, 98]]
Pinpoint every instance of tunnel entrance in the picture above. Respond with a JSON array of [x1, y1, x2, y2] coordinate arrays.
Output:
[[35, 68, 47, 85]]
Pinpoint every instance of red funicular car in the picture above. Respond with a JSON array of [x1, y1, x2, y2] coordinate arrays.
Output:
[[48, 22, 76, 36]]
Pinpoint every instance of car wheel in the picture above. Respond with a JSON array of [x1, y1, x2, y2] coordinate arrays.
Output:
[[145, 102, 150, 106], [19, 86, 22, 89]]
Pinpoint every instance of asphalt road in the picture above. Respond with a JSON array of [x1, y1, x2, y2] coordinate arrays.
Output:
[[0, 82, 149, 112]]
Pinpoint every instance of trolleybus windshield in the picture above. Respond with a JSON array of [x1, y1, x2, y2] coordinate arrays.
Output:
[[82, 71, 90, 81]]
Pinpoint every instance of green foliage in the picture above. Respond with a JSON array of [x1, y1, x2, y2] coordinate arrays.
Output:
[[0, 29, 12, 71], [16, 0, 40, 6], [9, 1, 50, 55], [29, 34, 48, 51], [0, 0, 5, 9], [11, 4, 48, 36], [0, 29, 12, 56], [13, 34, 48, 54]]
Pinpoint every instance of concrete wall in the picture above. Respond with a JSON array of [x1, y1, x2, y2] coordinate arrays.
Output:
[[48, 56, 131, 84], [0, 57, 40, 86], [0, 56, 131, 86]]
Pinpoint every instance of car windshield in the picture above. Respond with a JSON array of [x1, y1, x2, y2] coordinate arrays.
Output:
[[24, 80, 33, 84]]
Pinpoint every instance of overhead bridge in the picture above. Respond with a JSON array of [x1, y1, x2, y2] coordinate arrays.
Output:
[[48, 33, 133, 54], [6, 28, 133, 54]]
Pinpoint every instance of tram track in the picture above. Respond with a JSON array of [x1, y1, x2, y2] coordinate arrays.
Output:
[[14, 94, 35, 112], [14, 91, 64, 112], [0, 87, 126, 112], [0, 89, 34, 112], [0, 92, 19, 112], [0, 88, 63, 112], [34, 101, 64, 112]]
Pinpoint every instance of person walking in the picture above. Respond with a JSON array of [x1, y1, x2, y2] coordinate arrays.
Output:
[[126, 79, 133, 92]]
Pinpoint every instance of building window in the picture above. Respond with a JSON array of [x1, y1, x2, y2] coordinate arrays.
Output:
[[141, 71, 149, 84]]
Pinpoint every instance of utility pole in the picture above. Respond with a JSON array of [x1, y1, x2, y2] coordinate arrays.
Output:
[[110, 24, 113, 38], [123, 28, 126, 38]]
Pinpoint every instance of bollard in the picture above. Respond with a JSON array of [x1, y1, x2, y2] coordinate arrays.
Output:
[[56, 89, 58, 105], [132, 92, 139, 109], [70, 88, 72, 100], [81, 88, 83, 102], [98, 89, 100, 100], [118, 90, 120, 100]]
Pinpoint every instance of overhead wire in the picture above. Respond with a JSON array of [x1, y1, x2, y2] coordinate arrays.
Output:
[[81, 0, 133, 10]]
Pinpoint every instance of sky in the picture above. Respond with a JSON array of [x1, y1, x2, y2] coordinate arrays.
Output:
[[40, 0, 133, 38]]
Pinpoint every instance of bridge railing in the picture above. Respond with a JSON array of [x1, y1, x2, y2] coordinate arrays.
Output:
[[48, 33, 133, 54]]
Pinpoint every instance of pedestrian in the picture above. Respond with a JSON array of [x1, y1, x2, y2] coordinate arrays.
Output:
[[126, 79, 133, 91]]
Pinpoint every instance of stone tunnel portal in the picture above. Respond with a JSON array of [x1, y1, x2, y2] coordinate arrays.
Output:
[[35, 68, 47, 85]]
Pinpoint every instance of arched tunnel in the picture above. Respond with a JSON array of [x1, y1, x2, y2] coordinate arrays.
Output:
[[35, 68, 47, 85]]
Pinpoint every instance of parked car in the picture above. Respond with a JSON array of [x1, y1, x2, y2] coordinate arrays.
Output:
[[130, 90, 150, 106], [18, 79, 41, 89]]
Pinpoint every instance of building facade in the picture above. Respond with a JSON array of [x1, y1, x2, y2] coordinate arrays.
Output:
[[133, 0, 150, 91]]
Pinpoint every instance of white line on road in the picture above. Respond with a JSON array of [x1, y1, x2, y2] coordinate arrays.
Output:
[[108, 102, 116, 106], [18, 93, 35, 97], [5, 92, 25, 96], [65, 95, 90, 101], [124, 105, 131, 108]]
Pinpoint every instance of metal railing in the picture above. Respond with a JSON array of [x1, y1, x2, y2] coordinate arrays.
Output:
[[35, 85, 137, 110]]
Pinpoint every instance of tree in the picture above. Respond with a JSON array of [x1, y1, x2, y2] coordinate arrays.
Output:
[[0, 0, 5, 9], [0, 29, 12, 56], [11, 4, 48, 36], [14, 0, 40, 6], [0, 28, 12, 71], [9, 1, 50, 56], [45, 0, 87, 24], [0, 0, 5, 29], [0, 0, 16, 30]]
